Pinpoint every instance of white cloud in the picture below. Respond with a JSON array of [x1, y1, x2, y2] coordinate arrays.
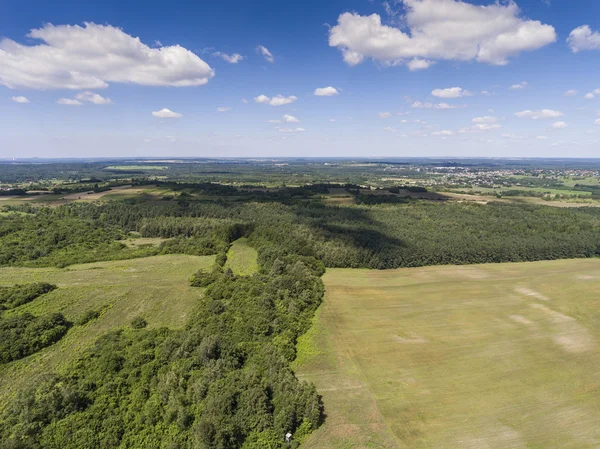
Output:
[[481, 90, 495, 96], [564, 89, 578, 97], [214, 52, 244, 64], [0, 22, 214, 89], [407, 58, 434, 71], [595, 119, 600, 125], [567, 25, 600, 53], [328, 1, 556, 69], [283, 114, 300, 123], [217, 107, 231, 113], [384, 127, 397, 132], [254, 94, 297, 106], [152, 108, 182, 118], [584, 89, 600, 99], [241, 98, 248, 104], [432, 87, 472, 98], [314, 86, 339, 96], [411, 101, 459, 109], [473, 123, 501, 131], [57, 98, 82, 105], [510, 81, 528, 90], [503, 133, 527, 139], [472, 116, 497, 123], [552, 121, 568, 129], [432, 130, 455, 136], [257, 45, 274, 63], [11, 96, 29, 103], [76, 91, 112, 104], [536, 136, 548, 140], [515, 109, 563, 119], [378, 112, 393, 119], [279, 127, 305, 133]]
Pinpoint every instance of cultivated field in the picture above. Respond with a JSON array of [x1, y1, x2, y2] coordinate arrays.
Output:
[[0, 254, 213, 410], [296, 260, 600, 449]]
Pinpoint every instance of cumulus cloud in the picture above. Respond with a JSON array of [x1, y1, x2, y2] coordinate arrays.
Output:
[[76, 91, 112, 104], [379, 112, 393, 119], [214, 52, 244, 63], [279, 128, 305, 133], [432, 87, 472, 98], [567, 25, 600, 53], [0, 22, 214, 89], [595, 119, 600, 125], [584, 89, 600, 99], [11, 96, 29, 103], [57, 98, 82, 105], [257, 45, 274, 63], [217, 107, 231, 112], [328, 1, 556, 69], [152, 108, 182, 118], [481, 90, 496, 96], [473, 123, 501, 131], [254, 94, 297, 106], [552, 121, 568, 129], [472, 116, 497, 123], [407, 58, 434, 71], [411, 101, 459, 109], [283, 114, 300, 123], [515, 109, 563, 119], [564, 89, 578, 97], [510, 81, 528, 90], [314, 86, 339, 96]]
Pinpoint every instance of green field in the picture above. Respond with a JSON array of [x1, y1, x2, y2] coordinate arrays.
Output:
[[224, 238, 259, 276], [296, 260, 600, 449], [0, 254, 213, 410]]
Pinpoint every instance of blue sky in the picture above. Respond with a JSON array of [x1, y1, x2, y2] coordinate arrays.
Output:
[[1, 0, 600, 158]]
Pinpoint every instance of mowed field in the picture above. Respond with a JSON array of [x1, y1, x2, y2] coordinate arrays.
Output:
[[296, 260, 600, 449], [0, 254, 213, 410], [225, 238, 259, 276]]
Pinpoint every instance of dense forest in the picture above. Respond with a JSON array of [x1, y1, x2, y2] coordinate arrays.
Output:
[[3, 180, 600, 447]]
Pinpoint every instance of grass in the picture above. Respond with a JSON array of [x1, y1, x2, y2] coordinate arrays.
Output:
[[224, 238, 259, 276], [0, 254, 213, 410], [296, 259, 600, 449]]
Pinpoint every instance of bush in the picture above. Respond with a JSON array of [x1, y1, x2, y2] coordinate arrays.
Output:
[[130, 316, 147, 329]]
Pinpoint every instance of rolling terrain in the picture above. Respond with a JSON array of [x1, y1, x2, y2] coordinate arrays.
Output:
[[296, 259, 600, 449], [0, 254, 213, 410]]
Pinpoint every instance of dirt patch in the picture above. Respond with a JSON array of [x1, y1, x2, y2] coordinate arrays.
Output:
[[509, 315, 534, 326]]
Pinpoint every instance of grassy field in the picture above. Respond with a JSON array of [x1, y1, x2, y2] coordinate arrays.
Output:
[[0, 254, 213, 410], [224, 238, 259, 276], [296, 260, 600, 449]]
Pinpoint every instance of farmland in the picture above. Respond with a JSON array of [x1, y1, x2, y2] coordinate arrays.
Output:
[[297, 259, 600, 449]]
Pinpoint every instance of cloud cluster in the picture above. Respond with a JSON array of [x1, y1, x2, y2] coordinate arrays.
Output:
[[279, 128, 305, 133], [515, 109, 563, 119], [584, 89, 600, 100], [257, 45, 274, 63], [412, 101, 459, 109], [214, 52, 244, 64], [432, 87, 471, 98], [378, 112, 393, 119], [254, 94, 297, 106], [76, 91, 112, 104], [510, 81, 528, 90], [0, 23, 215, 89], [152, 108, 182, 118], [328, 0, 556, 69], [314, 87, 339, 96], [57, 98, 82, 106], [472, 116, 497, 123], [217, 107, 231, 112], [567, 25, 600, 53], [552, 121, 568, 129]]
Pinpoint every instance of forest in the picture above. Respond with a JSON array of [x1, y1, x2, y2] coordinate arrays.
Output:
[[3, 177, 600, 448]]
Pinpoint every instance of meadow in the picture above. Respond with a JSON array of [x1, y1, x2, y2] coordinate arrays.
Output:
[[0, 254, 213, 410], [296, 259, 600, 449], [224, 237, 259, 276]]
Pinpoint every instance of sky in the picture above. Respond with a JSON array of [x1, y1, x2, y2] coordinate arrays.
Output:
[[1, 0, 600, 158]]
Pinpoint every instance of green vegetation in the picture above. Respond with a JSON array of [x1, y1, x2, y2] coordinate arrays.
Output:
[[0, 283, 57, 310], [224, 238, 259, 276], [0, 255, 214, 412], [298, 260, 600, 449], [0, 313, 70, 364]]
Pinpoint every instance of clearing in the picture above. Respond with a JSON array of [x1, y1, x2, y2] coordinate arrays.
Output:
[[0, 254, 213, 410], [296, 259, 600, 449], [225, 238, 259, 276]]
